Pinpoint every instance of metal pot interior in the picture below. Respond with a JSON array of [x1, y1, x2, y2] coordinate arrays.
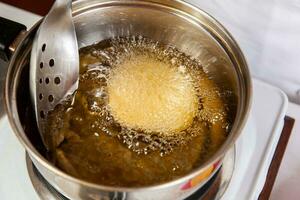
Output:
[[74, 0, 240, 94], [71, 0, 251, 170], [5, 0, 251, 199]]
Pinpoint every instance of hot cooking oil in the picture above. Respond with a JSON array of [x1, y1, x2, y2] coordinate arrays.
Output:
[[45, 36, 235, 187]]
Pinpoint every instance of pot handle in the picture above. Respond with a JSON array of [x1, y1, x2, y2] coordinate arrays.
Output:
[[0, 17, 26, 62]]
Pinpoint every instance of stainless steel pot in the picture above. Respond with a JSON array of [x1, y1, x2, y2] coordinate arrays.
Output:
[[2, 0, 252, 199]]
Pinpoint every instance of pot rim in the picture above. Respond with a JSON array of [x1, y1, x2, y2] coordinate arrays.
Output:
[[4, 0, 252, 192]]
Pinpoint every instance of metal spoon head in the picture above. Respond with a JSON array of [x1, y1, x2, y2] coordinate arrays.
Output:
[[30, 0, 79, 149]]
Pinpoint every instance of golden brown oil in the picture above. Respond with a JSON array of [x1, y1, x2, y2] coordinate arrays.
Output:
[[45, 36, 234, 187]]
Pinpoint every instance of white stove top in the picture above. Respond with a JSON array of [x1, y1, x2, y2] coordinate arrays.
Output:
[[0, 78, 288, 200], [222, 79, 287, 200]]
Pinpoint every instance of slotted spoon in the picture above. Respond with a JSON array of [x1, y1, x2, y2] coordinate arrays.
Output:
[[30, 0, 79, 149]]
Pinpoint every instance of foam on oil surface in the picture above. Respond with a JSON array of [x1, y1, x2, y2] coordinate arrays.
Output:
[[44, 36, 235, 186], [76, 36, 226, 155], [46, 37, 233, 167], [47, 36, 232, 156], [108, 54, 198, 134]]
